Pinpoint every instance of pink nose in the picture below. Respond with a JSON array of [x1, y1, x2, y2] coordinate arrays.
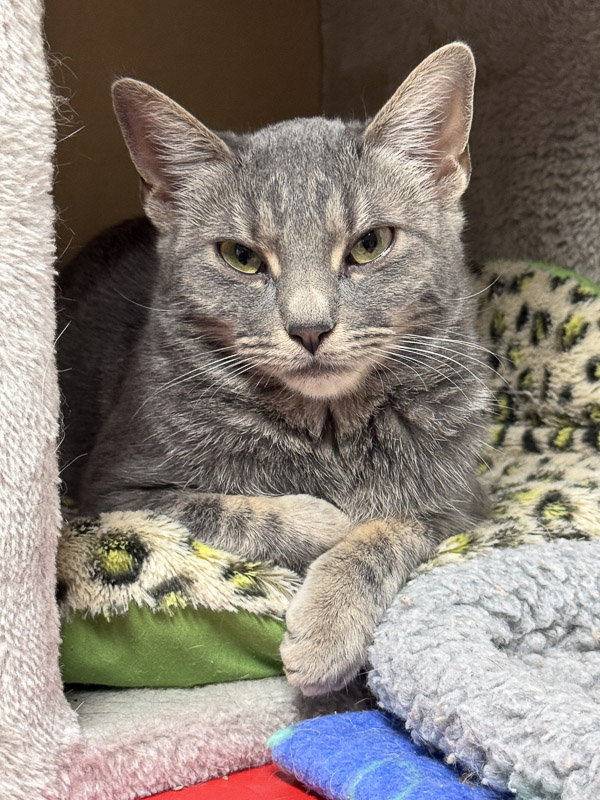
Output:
[[287, 324, 333, 355]]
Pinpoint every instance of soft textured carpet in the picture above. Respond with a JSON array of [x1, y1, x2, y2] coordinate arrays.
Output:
[[0, 2, 80, 798], [64, 678, 368, 800]]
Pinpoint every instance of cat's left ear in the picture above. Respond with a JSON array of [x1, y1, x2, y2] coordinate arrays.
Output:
[[364, 42, 475, 203]]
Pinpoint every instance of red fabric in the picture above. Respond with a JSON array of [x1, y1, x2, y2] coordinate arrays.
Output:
[[147, 764, 319, 799]]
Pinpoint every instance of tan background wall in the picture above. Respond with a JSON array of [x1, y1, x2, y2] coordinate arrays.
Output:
[[45, 0, 321, 264]]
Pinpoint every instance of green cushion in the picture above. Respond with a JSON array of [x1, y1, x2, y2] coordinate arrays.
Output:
[[60, 604, 285, 688], [57, 510, 300, 688]]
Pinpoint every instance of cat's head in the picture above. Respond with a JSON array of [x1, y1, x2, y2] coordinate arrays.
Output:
[[112, 43, 476, 400]]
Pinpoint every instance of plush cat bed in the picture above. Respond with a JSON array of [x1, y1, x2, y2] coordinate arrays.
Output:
[[370, 539, 600, 800], [268, 711, 505, 799], [58, 510, 298, 686], [49, 256, 600, 799]]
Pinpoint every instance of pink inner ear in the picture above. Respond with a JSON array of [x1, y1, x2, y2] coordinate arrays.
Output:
[[113, 88, 170, 191], [363, 44, 475, 198], [112, 79, 232, 206], [435, 86, 471, 161], [117, 97, 181, 194]]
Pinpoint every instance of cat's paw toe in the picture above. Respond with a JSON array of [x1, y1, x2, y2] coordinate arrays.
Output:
[[281, 638, 355, 696], [281, 591, 368, 696]]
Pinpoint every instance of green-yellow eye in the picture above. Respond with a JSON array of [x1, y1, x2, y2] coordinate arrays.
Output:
[[349, 226, 393, 265], [219, 240, 264, 274]]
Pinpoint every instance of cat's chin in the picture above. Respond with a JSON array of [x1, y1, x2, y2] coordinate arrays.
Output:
[[281, 368, 365, 400]]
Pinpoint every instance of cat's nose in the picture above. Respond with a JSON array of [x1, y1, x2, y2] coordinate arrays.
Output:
[[287, 323, 333, 355]]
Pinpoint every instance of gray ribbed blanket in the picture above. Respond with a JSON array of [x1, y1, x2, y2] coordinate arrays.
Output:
[[369, 539, 600, 799]]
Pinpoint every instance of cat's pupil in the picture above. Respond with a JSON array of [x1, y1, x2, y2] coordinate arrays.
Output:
[[235, 245, 251, 265], [361, 231, 378, 253]]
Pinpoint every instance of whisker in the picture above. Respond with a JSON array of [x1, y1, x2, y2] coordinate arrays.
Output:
[[159, 344, 237, 367], [130, 353, 244, 420], [418, 342, 507, 385], [448, 274, 504, 301], [375, 348, 471, 401], [388, 343, 490, 394], [160, 354, 243, 392], [403, 331, 506, 363], [200, 360, 258, 402], [114, 288, 178, 313], [394, 339, 506, 386], [373, 349, 428, 391]]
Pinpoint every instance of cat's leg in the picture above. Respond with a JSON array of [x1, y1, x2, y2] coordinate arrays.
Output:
[[104, 489, 352, 574], [280, 518, 436, 695]]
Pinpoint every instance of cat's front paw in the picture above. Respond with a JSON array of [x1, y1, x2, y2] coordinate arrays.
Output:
[[280, 557, 372, 696]]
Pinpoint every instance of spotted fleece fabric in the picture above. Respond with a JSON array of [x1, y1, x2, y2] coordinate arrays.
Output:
[[58, 509, 299, 621], [424, 260, 600, 570]]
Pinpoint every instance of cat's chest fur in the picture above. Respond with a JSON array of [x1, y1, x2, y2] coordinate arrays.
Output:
[[119, 380, 424, 524], [203, 412, 396, 514]]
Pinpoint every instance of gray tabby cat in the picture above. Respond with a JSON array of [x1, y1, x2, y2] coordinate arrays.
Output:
[[57, 43, 489, 695]]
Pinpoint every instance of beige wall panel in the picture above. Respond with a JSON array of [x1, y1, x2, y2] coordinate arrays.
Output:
[[46, 0, 321, 263]]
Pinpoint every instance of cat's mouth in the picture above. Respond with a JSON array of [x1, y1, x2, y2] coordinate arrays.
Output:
[[281, 362, 366, 399], [294, 362, 340, 376]]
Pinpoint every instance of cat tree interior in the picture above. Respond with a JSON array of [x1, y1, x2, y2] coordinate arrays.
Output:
[[1, 1, 598, 798]]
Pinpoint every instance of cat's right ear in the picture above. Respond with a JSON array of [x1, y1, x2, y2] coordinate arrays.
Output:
[[111, 79, 231, 220]]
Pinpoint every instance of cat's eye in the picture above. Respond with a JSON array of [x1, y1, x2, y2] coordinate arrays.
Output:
[[348, 227, 393, 265], [219, 240, 264, 274]]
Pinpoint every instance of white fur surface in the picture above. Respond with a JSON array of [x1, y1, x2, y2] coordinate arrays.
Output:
[[0, 2, 80, 798], [321, 0, 600, 280], [66, 679, 314, 799], [61, 675, 362, 798]]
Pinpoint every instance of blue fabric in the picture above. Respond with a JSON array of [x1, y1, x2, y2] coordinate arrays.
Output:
[[268, 711, 507, 800]]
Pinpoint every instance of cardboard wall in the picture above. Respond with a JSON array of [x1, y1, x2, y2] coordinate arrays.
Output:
[[46, 0, 321, 264]]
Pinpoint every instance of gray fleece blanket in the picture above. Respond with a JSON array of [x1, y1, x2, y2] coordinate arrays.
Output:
[[369, 539, 600, 800]]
